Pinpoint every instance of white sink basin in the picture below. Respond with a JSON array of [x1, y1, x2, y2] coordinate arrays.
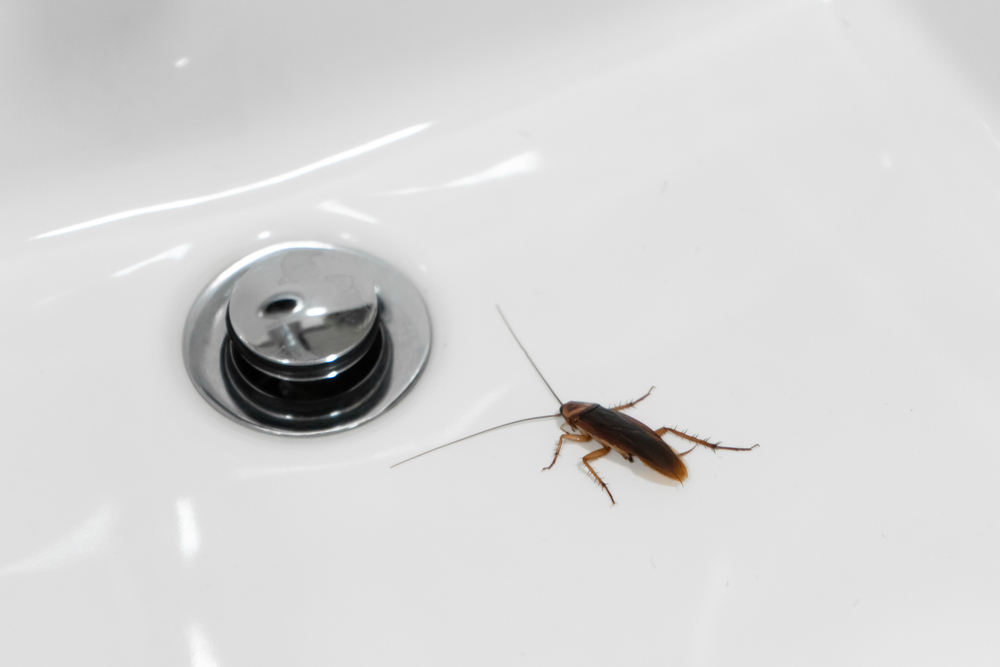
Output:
[[2, 0, 999, 664]]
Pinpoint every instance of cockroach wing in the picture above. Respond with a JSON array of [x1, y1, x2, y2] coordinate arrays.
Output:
[[575, 406, 688, 483]]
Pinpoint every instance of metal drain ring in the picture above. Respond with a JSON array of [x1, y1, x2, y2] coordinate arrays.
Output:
[[183, 242, 431, 436]]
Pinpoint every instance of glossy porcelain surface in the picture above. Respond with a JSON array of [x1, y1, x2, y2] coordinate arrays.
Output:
[[2, 0, 1000, 664]]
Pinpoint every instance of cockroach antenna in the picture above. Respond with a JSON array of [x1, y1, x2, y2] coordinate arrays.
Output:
[[495, 305, 563, 406], [390, 413, 560, 468]]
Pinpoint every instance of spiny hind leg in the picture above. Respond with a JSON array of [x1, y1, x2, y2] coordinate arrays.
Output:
[[581, 445, 615, 505], [543, 432, 591, 471], [652, 427, 699, 456], [611, 386, 655, 412], [658, 427, 760, 456]]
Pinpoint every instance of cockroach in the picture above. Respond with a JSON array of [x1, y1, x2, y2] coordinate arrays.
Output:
[[392, 306, 758, 504]]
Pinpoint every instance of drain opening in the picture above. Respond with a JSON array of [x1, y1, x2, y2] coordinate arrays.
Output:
[[222, 320, 392, 430]]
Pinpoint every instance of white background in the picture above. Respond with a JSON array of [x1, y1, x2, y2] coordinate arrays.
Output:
[[1, 0, 998, 664]]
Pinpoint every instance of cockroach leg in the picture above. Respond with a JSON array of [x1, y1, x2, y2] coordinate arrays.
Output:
[[655, 426, 697, 455], [610, 386, 655, 412], [544, 432, 591, 471], [660, 427, 760, 455], [581, 445, 615, 504]]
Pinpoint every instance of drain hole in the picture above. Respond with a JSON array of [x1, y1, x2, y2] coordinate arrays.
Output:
[[262, 298, 298, 317], [221, 321, 392, 429]]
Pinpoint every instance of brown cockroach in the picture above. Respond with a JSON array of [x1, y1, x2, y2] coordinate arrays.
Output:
[[392, 307, 758, 504]]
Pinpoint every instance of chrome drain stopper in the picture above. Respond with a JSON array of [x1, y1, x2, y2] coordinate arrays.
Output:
[[183, 243, 430, 435]]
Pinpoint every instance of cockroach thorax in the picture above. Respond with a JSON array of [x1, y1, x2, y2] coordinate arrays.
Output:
[[560, 401, 598, 424]]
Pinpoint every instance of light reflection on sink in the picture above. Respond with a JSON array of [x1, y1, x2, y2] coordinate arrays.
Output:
[[33, 123, 432, 239]]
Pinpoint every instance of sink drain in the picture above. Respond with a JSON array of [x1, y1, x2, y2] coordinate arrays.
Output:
[[183, 242, 430, 435]]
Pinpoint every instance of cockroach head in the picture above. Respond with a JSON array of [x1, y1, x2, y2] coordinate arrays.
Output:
[[560, 401, 596, 424]]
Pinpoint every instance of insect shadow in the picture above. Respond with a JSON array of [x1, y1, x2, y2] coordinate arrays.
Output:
[[393, 306, 758, 504]]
